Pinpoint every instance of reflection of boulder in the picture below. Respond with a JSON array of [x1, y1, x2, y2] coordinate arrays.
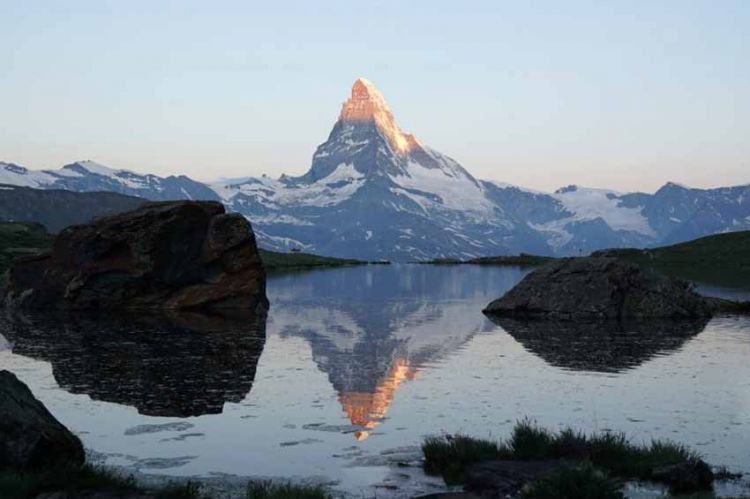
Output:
[[489, 316, 708, 373], [2, 310, 266, 417]]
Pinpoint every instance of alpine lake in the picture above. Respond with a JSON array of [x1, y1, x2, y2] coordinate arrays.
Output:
[[1, 264, 749, 498]]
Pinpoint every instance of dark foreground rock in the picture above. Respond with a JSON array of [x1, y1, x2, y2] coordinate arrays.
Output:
[[463, 459, 577, 497], [1, 201, 268, 311], [484, 257, 712, 319], [0, 370, 84, 470], [651, 460, 714, 493]]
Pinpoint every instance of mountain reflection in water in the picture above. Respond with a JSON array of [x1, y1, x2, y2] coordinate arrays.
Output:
[[2, 264, 749, 497], [488, 317, 709, 373], [268, 265, 529, 439], [1, 310, 266, 417]]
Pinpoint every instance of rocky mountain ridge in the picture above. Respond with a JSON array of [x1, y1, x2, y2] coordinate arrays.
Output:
[[3, 79, 749, 260]]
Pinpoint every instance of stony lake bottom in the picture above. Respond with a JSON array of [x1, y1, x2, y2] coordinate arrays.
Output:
[[1, 264, 749, 498]]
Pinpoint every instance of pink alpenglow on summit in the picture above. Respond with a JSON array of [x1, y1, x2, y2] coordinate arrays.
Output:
[[339, 78, 420, 154]]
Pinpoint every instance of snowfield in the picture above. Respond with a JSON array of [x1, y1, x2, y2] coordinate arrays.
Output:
[[552, 186, 655, 236], [214, 162, 365, 208]]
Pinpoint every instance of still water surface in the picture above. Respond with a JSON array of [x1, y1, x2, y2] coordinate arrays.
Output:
[[1, 264, 749, 497]]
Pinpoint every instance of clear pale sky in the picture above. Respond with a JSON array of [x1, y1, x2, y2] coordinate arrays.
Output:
[[1, 0, 748, 192]]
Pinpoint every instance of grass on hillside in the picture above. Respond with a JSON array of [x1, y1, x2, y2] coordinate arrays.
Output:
[[424, 253, 553, 266], [0, 222, 53, 273], [259, 248, 380, 271], [597, 230, 750, 288], [423, 419, 707, 492]]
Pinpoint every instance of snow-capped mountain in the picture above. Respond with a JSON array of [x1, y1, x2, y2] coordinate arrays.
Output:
[[0, 160, 218, 201], [213, 78, 549, 259], [3, 78, 750, 259]]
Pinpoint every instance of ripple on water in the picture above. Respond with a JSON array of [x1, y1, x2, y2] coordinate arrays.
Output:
[[124, 422, 195, 436]]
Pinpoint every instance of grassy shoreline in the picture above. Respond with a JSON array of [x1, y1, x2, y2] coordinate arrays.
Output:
[[594, 231, 750, 289], [0, 464, 331, 499], [423, 419, 720, 497], [259, 248, 388, 272], [419, 253, 554, 266]]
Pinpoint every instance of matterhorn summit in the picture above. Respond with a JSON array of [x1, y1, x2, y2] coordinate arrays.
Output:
[[338, 77, 419, 154], [291, 77, 480, 188]]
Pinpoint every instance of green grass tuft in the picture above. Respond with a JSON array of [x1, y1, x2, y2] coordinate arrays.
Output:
[[595, 230, 750, 289], [259, 249, 375, 272], [422, 434, 511, 484], [510, 418, 554, 459], [156, 480, 208, 499], [246, 480, 331, 499], [0, 462, 336, 499], [0, 222, 53, 274], [423, 420, 709, 492], [596, 438, 700, 480], [521, 462, 624, 499], [0, 464, 135, 499]]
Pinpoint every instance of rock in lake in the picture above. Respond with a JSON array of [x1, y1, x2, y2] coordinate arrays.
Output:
[[1, 201, 268, 311], [0, 370, 85, 470], [651, 460, 714, 493], [483, 257, 712, 319]]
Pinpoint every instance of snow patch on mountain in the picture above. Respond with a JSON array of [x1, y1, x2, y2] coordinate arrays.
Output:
[[393, 158, 492, 214], [553, 186, 655, 236], [68, 160, 121, 176], [0, 162, 55, 187], [252, 226, 312, 251], [215, 162, 365, 208], [252, 214, 314, 226], [529, 220, 574, 250]]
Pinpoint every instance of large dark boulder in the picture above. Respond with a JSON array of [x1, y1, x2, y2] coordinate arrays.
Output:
[[651, 460, 714, 493], [0, 370, 85, 470], [483, 257, 712, 320], [1, 201, 268, 311]]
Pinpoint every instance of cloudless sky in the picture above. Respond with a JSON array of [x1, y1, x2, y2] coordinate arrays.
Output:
[[1, 0, 748, 192]]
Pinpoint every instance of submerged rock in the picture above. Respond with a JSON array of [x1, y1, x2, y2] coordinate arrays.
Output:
[[2, 201, 268, 311], [464, 459, 579, 497], [0, 370, 84, 470], [651, 460, 714, 493], [483, 257, 712, 320]]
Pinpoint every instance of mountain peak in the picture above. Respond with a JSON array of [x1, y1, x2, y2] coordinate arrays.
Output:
[[339, 77, 418, 154]]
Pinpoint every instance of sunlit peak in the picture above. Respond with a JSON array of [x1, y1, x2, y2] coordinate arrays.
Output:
[[339, 78, 420, 154]]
